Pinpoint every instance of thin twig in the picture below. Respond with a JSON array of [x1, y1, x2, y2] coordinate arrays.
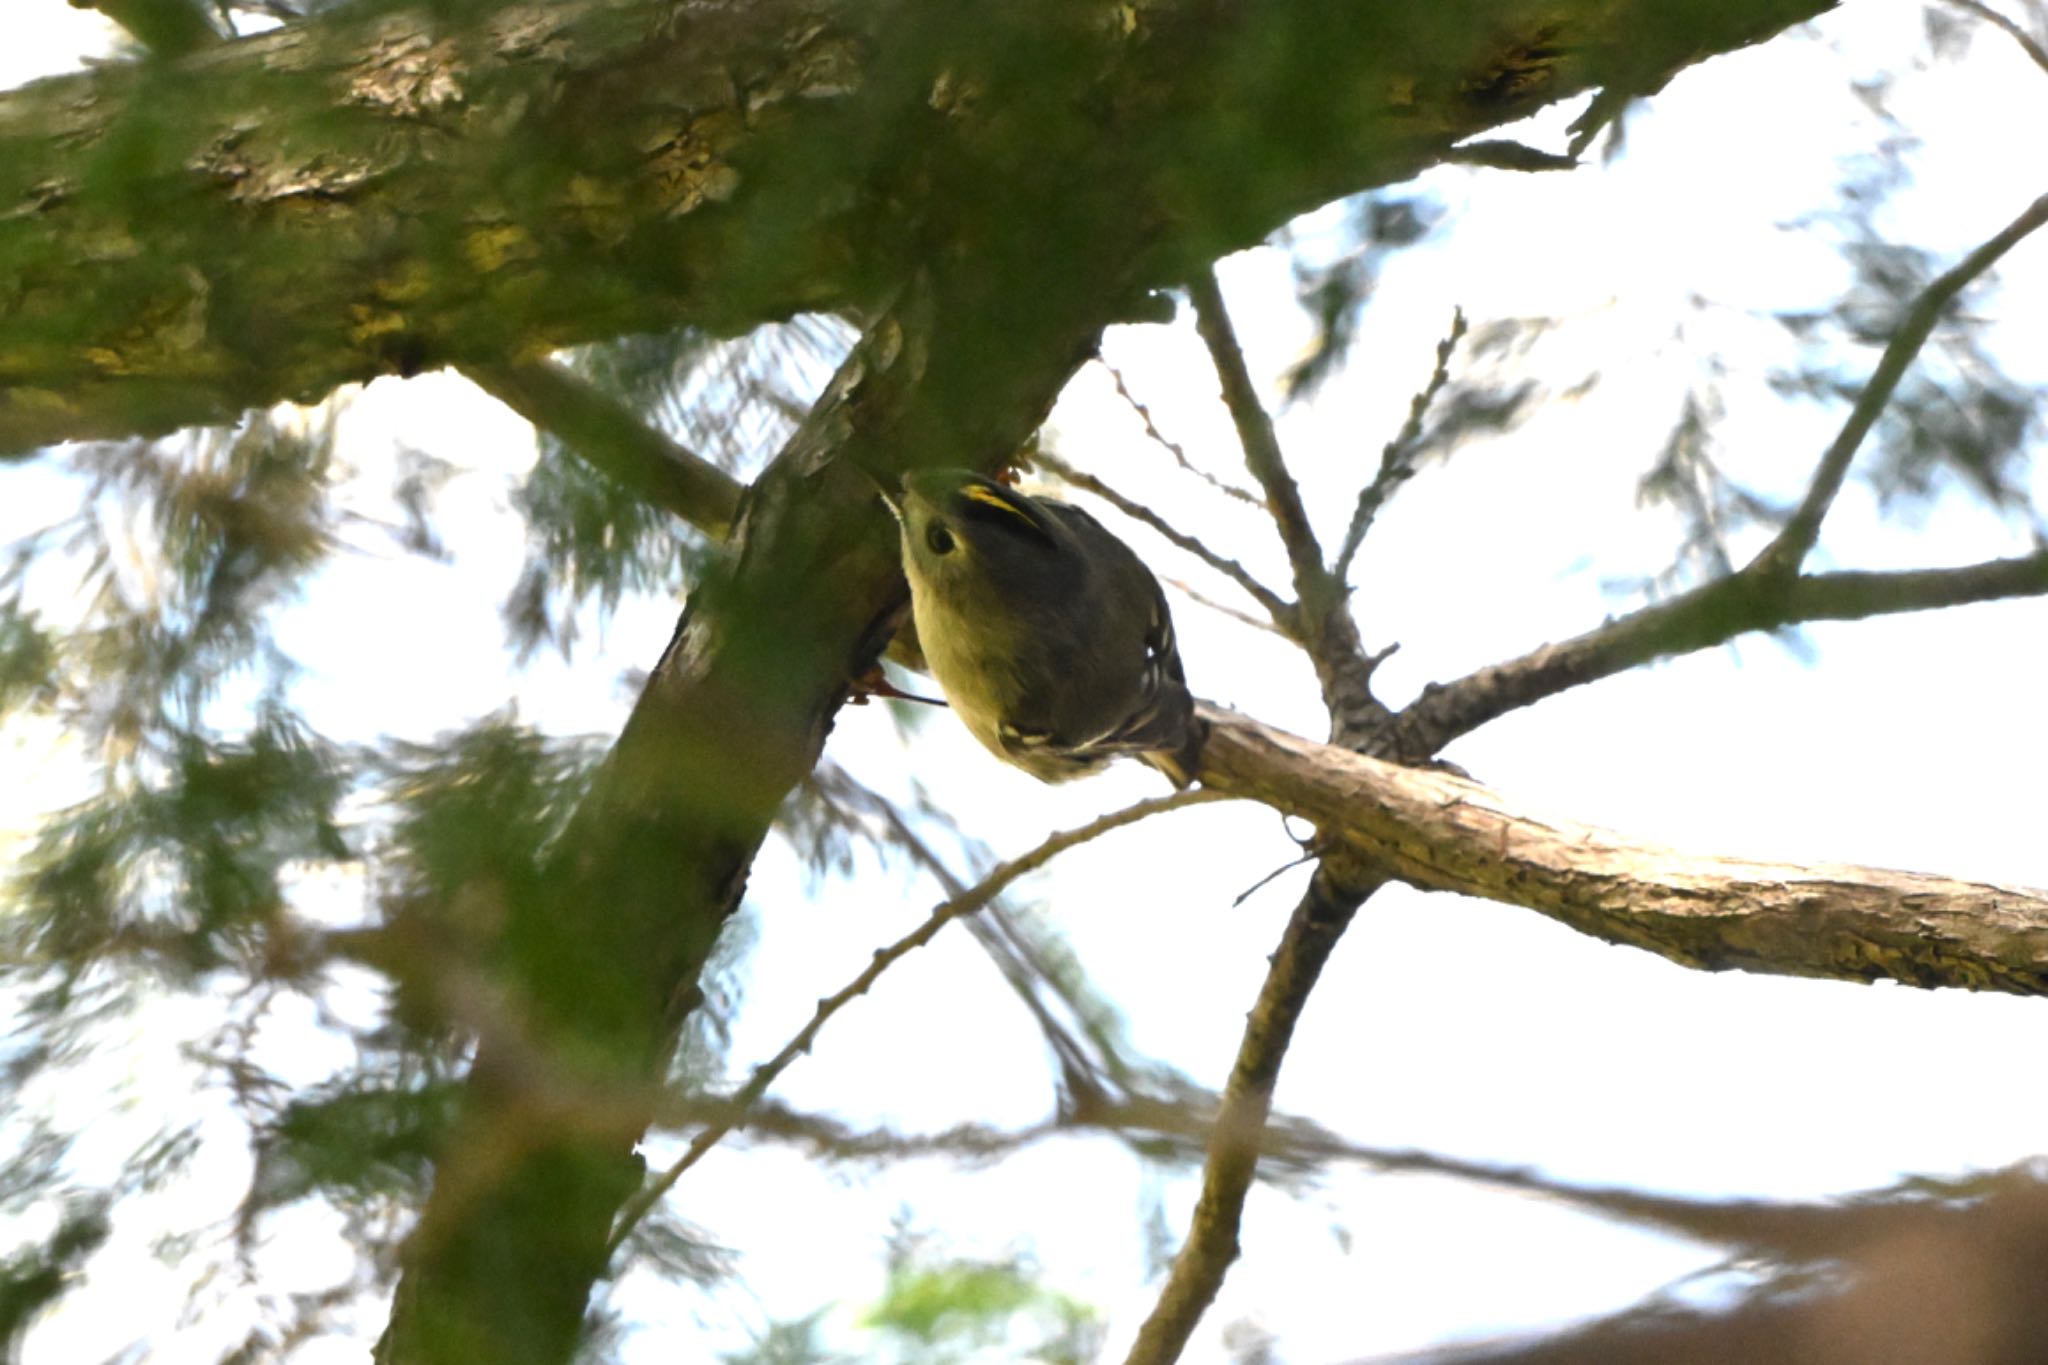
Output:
[[1334, 308, 1467, 582], [1101, 360, 1264, 507], [1162, 576, 1287, 637], [1748, 191, 2048, 578], [605, 787, 1229, 1256], [1034, 447, 1294, 621], [1187, 269, 1330, 601], [1945, 0, 2048, 76]]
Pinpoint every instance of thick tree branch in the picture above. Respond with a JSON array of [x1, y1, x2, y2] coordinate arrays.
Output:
[[462, 359, 743, 538], [1749, 191, 2048, 578], [1199, 706, 2048, 994], [1383, 548, 2048, 760], [0, 0, 1834, 455]]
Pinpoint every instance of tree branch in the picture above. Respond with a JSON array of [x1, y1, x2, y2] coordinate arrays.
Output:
[[1199, 706, 2048, 994], [1333, 308, 1467, 583], [1186, 269, 1392, 743], [1102, 359, 1264, 508], [1944, 0, 2048, 77], [461, 360, 744, 539], [1123, 866, 1374, 1365], [72, 0, 221, 58], [2, 0, 1834, 454], [1033, 447, 1294, 621], [1188, 269, 1329, 596], [1748, 191, 2048, 578], [1382, 548, 2048, 761]]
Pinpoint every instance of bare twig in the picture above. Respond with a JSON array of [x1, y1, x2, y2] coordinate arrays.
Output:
[[462, 359, 745, 539], [1334, 308, 1467, 582], [1187, 269, 1329, 598], [1033, 447, 1294, 621], [1101, 360, 1264, 508], [1384, 547, 2048, 761], [1162, 576, 1287, 637], [1748, 191, 2048, 579], [606, 788, 1228, 1256], [1945, 0, 2048, 76]]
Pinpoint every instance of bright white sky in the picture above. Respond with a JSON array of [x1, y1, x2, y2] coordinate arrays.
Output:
[[5, 4, 2048, 1363]]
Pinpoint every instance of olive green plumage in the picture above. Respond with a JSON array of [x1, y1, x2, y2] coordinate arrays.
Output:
[[888, 469, 1201, 785]]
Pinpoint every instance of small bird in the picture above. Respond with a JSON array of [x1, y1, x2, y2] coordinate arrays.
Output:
[[882, 468, 1202, 785]]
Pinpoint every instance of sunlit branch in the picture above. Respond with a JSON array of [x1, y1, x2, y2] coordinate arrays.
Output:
[[1200, 706, 2048, 995], [1382, 548, 2048, 760], [1100, 360, 1265, 508], [1333, 308, 1467, 583], [462, 360, 745, 539], [1944, 0, 2048, 77], [1033, 446, 1294, 621], [1749, 191, 2048, 578], [605, 788, 1229, 1257]]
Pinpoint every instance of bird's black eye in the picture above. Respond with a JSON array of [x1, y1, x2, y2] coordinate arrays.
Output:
[[925, 524, 956, 556]]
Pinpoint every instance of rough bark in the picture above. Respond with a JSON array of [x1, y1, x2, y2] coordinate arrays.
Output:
[[1199, 706, 2048, 994], [1, 0, 1833, 455]]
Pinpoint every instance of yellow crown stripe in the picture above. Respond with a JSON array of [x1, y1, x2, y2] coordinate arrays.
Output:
[[959, 482, 1040, 527]]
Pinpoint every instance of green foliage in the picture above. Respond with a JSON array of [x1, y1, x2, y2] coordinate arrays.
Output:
[[0, 604, 54, 718], [863, 1249, 1101, 1365], [9, 707, 347, 987], [505, 318, 849, 660]]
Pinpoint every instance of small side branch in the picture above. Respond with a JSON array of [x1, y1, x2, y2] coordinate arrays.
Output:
[[463, 359, 745, 539], [1944, 0, 2048, 77], [1384, 548, 2048, 759], [1334, 308, 1466, 582], [1034, 447, 1294, 621], [605, 788, 1227, 1257], [1199, 706, 2048, 995], [1748, 191, 2048, 579], [76, 0, 223, 58], [1102, 360, 1264, 508]]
